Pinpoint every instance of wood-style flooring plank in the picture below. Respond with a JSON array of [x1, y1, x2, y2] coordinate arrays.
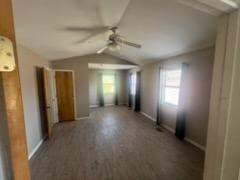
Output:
[[30, 106, 204, 180]]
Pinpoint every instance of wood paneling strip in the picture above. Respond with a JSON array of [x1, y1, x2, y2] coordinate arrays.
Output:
[[0, 0, 30, 179]]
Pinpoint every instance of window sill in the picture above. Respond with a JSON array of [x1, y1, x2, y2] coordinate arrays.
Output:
[[161, 103, 178, 109], [103, 93, 115, 95]]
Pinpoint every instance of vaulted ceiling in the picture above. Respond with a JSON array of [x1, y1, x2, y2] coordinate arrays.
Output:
[[12, 0, 236, 64]]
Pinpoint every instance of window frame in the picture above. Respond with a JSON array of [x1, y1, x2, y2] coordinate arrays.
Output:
[[131, 73, 137, 96], [102, 74, 115, 94], [161, 69, 182, 107]]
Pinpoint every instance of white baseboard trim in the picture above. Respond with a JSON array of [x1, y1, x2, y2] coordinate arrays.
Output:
[[90, 103, 127, 108], [119, 103, 127, 106], [28, 136, 47, 160], [184, 137, 205, 151], [105, 104, 114, 107], [89, 104, 114, 108], [161, 124, 205, 151], [161, 124, 175, 134], [140, 111, 156, 122], [140, 111, 205, 151], [76, 116, 90, 120], [90, 105, 99, 108]]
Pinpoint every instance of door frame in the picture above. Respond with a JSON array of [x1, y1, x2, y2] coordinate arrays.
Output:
[[0, 0, 31, 179], [204, 10, 240, 180], [53, 69, 77, 120]]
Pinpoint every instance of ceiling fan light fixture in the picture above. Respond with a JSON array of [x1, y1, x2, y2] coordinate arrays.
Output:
[[95, 26, 141, 54], [108, 42, 120, 51]]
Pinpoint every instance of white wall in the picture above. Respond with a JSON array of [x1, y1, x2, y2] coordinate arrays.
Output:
[[17, 45, 50, 158]]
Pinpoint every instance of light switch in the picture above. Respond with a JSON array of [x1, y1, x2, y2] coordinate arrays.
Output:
[[0, 36, 15, 72]]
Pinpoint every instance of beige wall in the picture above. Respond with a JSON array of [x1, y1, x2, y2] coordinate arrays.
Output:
[[17, 45, 50, 158], [52, 53, 134, 118], [89, 70, 98, 106], [89, 69, 127, 106], [138, 47, 214, 148]]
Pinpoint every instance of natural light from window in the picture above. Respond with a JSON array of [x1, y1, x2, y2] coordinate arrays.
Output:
[[102, 75, 115, 94], [131, 74, 136, 95], [163, 70, 182, 106]]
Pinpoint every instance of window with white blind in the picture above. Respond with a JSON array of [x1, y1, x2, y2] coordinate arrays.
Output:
[[131, 74, 136, 95], [162, 69, 182, 106], [102, 75, 115, 94]]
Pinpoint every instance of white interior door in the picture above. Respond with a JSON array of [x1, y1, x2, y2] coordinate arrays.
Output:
[[43, 67, 59, 137], [50, 71, 59, 123]]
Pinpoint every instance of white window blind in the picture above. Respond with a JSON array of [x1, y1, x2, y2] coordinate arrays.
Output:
[[131, 74, 136, 95], [102, 75, 115, 94], [163, 70, 181, 106]]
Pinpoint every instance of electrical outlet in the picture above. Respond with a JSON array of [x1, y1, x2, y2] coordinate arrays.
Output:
[[0, 36, 15, 72]]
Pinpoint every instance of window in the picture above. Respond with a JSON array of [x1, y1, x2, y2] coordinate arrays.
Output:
[[131, 74, 136, 95], [163, 70, 181, 106], [102, 75, 115, 94]]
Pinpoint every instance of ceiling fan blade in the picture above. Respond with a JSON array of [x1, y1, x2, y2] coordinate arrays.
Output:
[[119, 40, 142, 48], [97, 46, 108, 54], [63, 26, 109, 32], [74, 30, 107, 44]]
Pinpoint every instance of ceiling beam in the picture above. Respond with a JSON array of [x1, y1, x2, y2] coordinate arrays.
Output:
[[178, 0, 223, 16], [198, 0, 238, 11]]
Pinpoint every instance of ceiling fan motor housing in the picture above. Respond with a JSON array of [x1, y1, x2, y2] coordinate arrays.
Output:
[[109, 34, 120, 42]]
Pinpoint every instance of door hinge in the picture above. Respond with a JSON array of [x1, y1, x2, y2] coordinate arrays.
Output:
[[0, 36, 16, 72]]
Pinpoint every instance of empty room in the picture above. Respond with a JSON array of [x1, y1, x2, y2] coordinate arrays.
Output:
[[0, 0, 240, 180]]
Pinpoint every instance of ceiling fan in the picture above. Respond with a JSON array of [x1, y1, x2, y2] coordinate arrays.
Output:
[[64, 26, 141, 54], [96, 27, 142, 54]]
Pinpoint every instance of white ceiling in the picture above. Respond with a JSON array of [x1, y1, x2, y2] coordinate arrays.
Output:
[[12, 0, 234, 64], [88, 63, 137, 70]]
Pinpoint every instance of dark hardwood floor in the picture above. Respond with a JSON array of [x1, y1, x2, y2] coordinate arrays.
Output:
[[30, 106, 204, 180]]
